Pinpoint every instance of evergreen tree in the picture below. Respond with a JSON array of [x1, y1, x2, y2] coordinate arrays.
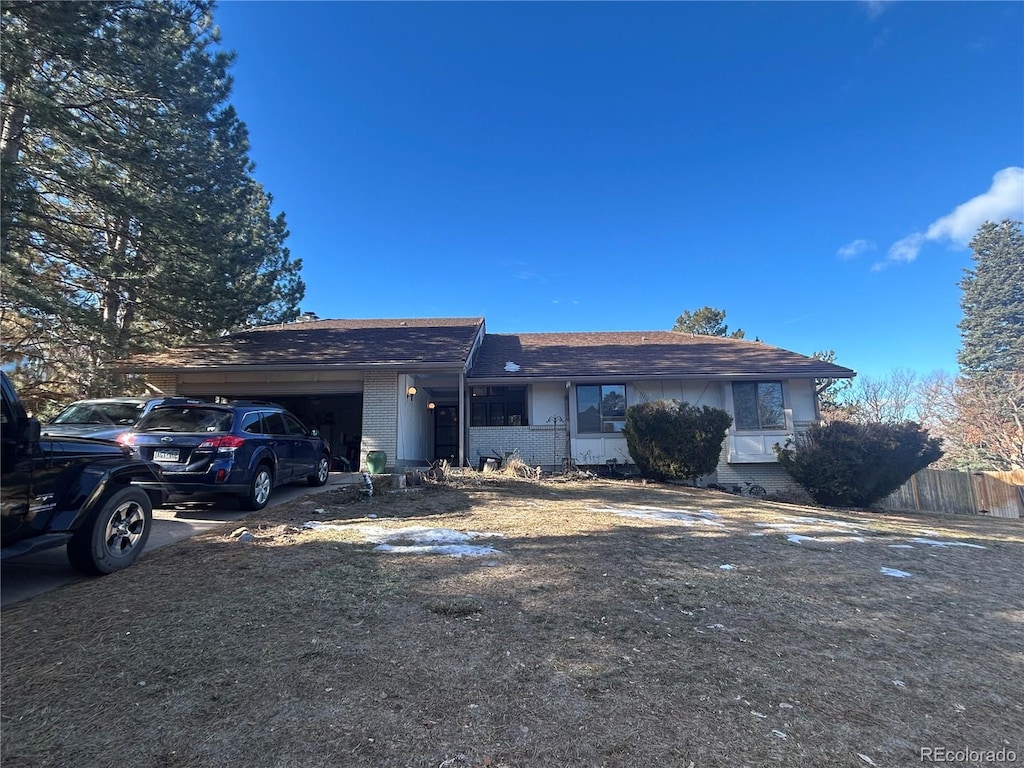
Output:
[[672, 306, 745, 338], [953, 220, 1024, 470], [957, 220, 1023, 374], [1, 1, 304, 411]]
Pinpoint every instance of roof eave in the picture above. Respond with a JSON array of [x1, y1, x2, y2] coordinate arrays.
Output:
[[113, 360, 472, 374]]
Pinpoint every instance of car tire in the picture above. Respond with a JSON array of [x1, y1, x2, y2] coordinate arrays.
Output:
[[240, 464, 273, 511], [67, 486, 153, 575], [308, 454, 330, 487]]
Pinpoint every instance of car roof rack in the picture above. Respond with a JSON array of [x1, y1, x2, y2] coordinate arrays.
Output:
[[228, 399, 283, 408], [155, 397, 207, 406]]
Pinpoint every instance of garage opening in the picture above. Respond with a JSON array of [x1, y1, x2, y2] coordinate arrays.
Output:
[[271, 394, 362, 470]]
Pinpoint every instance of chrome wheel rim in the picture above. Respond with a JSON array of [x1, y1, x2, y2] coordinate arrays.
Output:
[[254, 470, 271, 505], [104, 499, 147, 559], [317, 457, 329, 483]]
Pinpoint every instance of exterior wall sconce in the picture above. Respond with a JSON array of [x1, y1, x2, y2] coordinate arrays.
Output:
[[406, 386, 417, 399], [427, 402, 436, 410]]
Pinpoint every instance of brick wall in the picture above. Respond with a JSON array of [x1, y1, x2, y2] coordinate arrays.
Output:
[[714, 461, 801, 496], [360, 371, 398, 472], [468, 425, 568, 470], [144, 374, 177, 395]]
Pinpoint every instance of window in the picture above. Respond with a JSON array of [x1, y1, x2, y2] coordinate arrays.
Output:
[[282, 413, 309, 437], [576, 384, 626, 434], [261, 412, 287, 436], [241, 412, 263, 434], [470, 386, 527, 427], [732, 381, 786, 430]]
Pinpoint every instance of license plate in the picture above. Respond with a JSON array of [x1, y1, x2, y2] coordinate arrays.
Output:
[[153, 448, 180, 462]]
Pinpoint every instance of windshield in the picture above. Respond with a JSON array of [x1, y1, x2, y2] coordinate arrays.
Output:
[[136, 407, 234, 433], [51, 401, 146, 426]]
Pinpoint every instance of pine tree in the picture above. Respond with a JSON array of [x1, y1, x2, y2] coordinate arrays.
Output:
[[672, 306, 745, 338], [1, 1, 304, 410], [958, 220, 1023, 374], [952, 219, 1024, 469]]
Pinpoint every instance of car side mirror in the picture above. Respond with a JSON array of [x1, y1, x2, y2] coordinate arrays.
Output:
[[309, 429, 320, 437], [23, 416, 41, 444]]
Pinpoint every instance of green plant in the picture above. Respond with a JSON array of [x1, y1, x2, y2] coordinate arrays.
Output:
[[622, 401, 732, 482], [775, 421, 943, 507]]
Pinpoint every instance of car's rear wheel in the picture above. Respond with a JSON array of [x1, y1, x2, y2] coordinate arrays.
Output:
[[240, 464, 273, 511], [308, 454, 330, 487], [67, 486, 152, 575]]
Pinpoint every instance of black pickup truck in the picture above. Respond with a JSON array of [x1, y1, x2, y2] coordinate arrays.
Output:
[[1, 371, 165, 575]]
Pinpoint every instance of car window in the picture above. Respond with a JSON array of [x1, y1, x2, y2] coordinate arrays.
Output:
[[51, 404, 110, 425], [137, 407, 233, 433], [51, 401, 146, 426], [261, 412, 287, 436], [282, 413, 308, 437], [240, 412, 263, 434]]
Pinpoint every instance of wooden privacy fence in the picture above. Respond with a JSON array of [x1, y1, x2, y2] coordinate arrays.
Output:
[[879, 469, 1024, 518]]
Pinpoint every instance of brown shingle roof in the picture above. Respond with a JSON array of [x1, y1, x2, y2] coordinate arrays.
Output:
[[469, 331, 856, 380], [114, 317, 485, 371]]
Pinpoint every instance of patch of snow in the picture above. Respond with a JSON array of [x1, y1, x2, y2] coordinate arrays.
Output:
[[302, 522, 505, 558], [593, 505, 724, 526], [880, 567, 911, 578], [751, 711, 768, 718], [786, 534, 815, 544], [910, 537, 986, 549], [303, 521, 346, 531], [357, 525, 503, 545], [504, 361, 521, 372], [374, 543, 501, 558], [719, 564, 736, 570], [772, 730, 788, 740], [859, 755, 877, 766], [892, 679, 906, 688], [888, 544, 915, 549]]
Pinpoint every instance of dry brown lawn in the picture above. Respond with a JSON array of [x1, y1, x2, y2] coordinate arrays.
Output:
[[2, 474, 1022, 768]]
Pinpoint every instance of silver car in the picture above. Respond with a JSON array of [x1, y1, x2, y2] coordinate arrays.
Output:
[[43, 397, 166, 442]]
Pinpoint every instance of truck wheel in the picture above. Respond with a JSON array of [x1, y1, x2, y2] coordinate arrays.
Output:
[[308, 454, 330, 487], [240, 464, 273, 511], [67, 487, 153, 575]]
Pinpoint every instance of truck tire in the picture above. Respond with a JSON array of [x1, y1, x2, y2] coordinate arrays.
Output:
[[308, 454, 330, 487], [67, 486, 153, 575], [240, 464, 273, 511]]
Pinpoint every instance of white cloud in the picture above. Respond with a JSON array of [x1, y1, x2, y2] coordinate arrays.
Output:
[[875, 167, 1024, 269], [837, 239, 876, 260], [861, 1, 891, 20]]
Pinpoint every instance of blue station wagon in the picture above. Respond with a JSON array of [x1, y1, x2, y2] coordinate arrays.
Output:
[[121, 400, 331, 510]]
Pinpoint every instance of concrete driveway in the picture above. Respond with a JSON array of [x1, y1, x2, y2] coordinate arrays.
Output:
[[1, 473, 357, 609]]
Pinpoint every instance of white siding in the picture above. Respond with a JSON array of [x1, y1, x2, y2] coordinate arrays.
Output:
[[396, 373, 431, 464]]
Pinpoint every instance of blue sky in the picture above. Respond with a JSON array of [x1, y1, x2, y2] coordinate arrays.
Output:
[[211, 1, 1023, 381]]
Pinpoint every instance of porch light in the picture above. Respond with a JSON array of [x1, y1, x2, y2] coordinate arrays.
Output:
[[406, 386, 417, 399], [427, 402, 436, 410]]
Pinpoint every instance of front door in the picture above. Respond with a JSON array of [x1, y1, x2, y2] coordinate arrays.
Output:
[[433, 406, 458, 463]]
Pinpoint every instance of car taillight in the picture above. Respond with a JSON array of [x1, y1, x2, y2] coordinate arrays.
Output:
[[117, 433, 136, 447], [198, 434, 246, 451]]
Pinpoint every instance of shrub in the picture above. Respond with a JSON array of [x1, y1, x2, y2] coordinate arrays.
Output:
[[775, 421, 943, 507], [622, 401, 732, 482]]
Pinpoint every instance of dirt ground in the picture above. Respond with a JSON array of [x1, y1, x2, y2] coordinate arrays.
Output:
[[2, 474, 1022, 768]]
